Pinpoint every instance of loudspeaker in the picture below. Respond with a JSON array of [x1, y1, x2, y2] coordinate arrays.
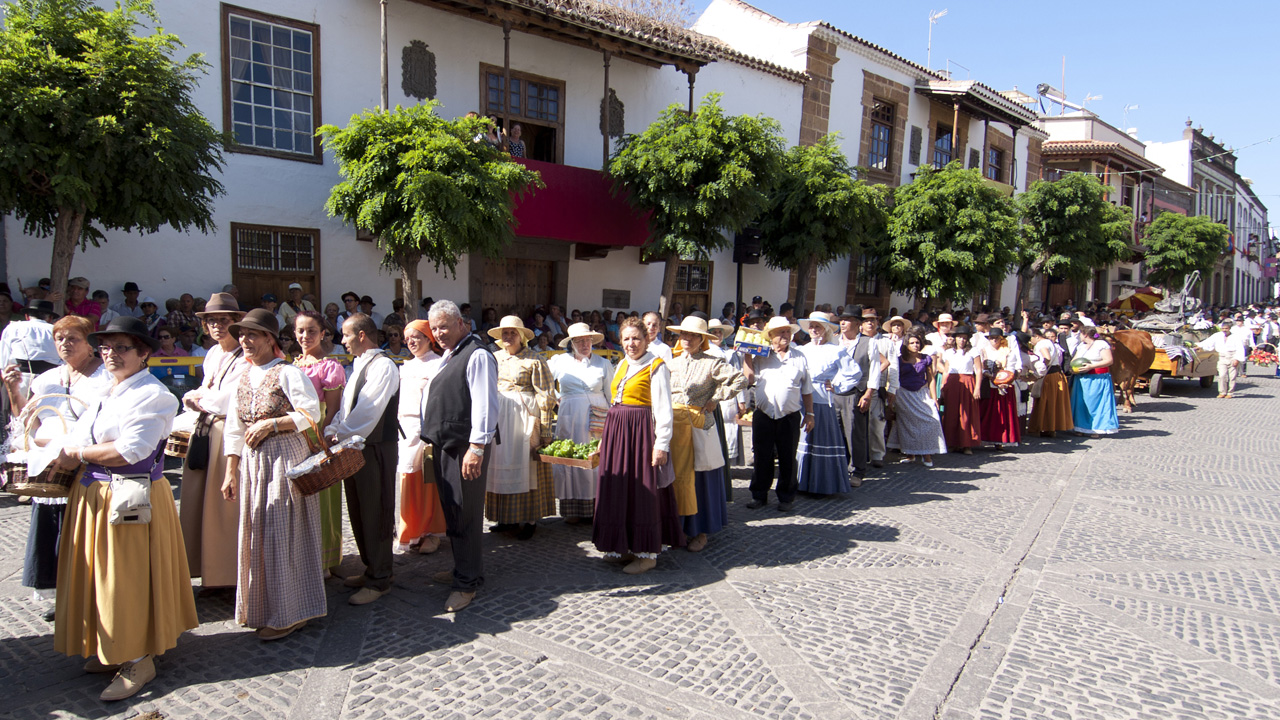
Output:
[[733, 228, 761, 265]]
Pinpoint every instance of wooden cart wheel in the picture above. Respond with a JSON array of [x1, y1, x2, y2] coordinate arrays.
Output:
[[1148, 373, 1163, 398], [1199, 375, 1215, 389]]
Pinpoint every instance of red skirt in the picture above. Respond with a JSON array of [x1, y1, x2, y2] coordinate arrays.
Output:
[[941, 374, 982, 449], [980, 385, 1021, 446]]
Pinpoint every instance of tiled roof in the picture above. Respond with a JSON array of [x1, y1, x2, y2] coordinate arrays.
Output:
[[808, 21, 945, 81], [1041, 140, 1163, 170]]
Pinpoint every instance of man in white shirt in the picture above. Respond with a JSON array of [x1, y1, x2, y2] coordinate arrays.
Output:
[[833, 306, 883, 481], [109, 281, 144, 318], [744, 316, 813, 512], [93, 290, 120, 330], [1197, 321, 1246, 398], [925, 313, 955, 355], [358, 295, 385, 328], [643, 311, 673, 361], [544, 305, 566, 337], [0, 299, 61, 444], [422, 300, 499, 613], [1231, 317, 1257, 377], [326, 313, 401, 606]]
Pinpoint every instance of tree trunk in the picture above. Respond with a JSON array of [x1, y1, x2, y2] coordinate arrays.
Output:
[[657, 254, 678, 319], [50, 206, 85, 316], [397, 251, 421, 322], [791, 255, 816, 314]]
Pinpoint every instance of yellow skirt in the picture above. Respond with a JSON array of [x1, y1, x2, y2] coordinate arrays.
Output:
[[55, 477, 198, 665], [671, 406, 701, 517]]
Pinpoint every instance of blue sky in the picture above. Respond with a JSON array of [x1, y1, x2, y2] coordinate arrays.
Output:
[[693, 0, 1279, 233]]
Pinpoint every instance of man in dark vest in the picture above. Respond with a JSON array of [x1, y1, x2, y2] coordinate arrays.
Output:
[[422, 299, 498, 613], [833, 305, 883, 485], [326, 313, 400, 606]]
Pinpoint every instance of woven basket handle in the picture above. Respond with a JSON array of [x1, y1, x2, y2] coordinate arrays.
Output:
[[21, 405, 68, 452], [295, 407, 333, 459]]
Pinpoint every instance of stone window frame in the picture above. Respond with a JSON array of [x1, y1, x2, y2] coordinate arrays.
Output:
[[867, 99, 894, 171], [220, 4, 323, 164], [857, 72, 909, 186], [480, 63, 566, 164]]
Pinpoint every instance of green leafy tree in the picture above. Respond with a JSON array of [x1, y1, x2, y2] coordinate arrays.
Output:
[[1015, 173, 1132, 310], [874, 162, 1020, 308], [319, 102, 542, 313], [0, 0, 225, 311], [1142, 212, 1229, 290], [610, 93, 784, 317], [758, 135, 889, 312]]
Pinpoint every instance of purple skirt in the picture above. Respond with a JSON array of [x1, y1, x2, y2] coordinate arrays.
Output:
[[592, 404, 685, 554]]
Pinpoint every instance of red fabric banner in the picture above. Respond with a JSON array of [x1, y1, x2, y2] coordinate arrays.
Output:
[[511, 158, 651, 247]]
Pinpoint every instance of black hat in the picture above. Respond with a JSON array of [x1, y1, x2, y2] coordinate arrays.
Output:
[[751, 295, 763, 304], [360, 295, 376, 306], [122, 281, 140, 293], [839, 304, 863, 319], [229, 308, 282, 340], [951, 325, 974, 336], [987, 327, 1005, 338], [745, 308, 768, 323], [24, 299, 58, 320], [89, 316, 161, 351]]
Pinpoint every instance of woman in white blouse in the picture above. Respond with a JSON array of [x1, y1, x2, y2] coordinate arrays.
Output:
[[395, 319, 447, 553], [48, 316, 195, 702], [547, 322, 614, 524], [221, 309, 325, 642], [937, 326, 983, 454]]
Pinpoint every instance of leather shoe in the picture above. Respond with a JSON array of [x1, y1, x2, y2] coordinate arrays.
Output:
[[870, 460, 884, 468], [686, 533, 708, 553], [41, 607, 55, 622], [445, 590, 475, 612], [777, 501, 794, 512], [622, 557, 657, 574], [342, 574, 366, 589], [257, 620, 307, 641], [745, 499, 766, 509], [432, 570, 455, 585], [99, 655, 155, 702], [348, 587, 389, 606], [84, 656, 121, 674], [416, 536, 441, 554]]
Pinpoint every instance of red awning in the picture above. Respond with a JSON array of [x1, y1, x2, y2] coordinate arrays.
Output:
[[512, 158, 650, 247]]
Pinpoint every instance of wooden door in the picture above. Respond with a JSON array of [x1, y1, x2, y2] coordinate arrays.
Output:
[[230, 223, 320, 311], [480, 257, 554, 319]]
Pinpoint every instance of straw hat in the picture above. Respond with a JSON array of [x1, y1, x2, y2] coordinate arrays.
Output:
[[666, 315, 718, 339], [803, 311, 839, 336], [196, 292, 244, 318], [762, 316, 800, 340], [229, 308, 281, 340], [933, 313, 955, 329], [707, 318, 734, 337], [881, 315, 908, 333], [488, 315, 535, 343], [559, 322, 604, 348]]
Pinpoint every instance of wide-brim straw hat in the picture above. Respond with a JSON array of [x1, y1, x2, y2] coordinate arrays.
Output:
[[933, 313, 955, 328], [763, 316, 800, 340], [707, 318, 734, 337], [803, 311, 839, 335], [881, 315, 909, 333], [666, 315, 718, 339], [488, 315, 535, 343], [195, 292, 244, 318], [229, 308, 281, 340], [89, 316, 161, 352], [559, 322, 603, 348]]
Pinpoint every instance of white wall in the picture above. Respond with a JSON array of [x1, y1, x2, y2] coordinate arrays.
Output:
[[693, 0, 810, 73], [1144, 139, 1192, 187]]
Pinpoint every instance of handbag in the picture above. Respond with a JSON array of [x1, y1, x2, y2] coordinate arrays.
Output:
[[185, 413, 212, 470], [108, 473, 152, 525]]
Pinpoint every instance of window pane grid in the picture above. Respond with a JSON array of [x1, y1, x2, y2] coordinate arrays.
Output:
[[933, 124, 953, 169], [229, 13, 314, 156], [235, 227, 316, 273], [986, 148, 1003, 182]]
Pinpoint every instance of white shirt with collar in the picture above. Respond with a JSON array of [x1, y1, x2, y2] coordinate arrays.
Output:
[[35, 369, 178, 474], [649, 338, 673, 362], [326, 348, 400, 441], [838, 333, 883, 390], [1198, 331, 1247, 358], [421, 337, 499, 447], [189, 344, 248, 417], [109, 301, 143, 318], [0, 318, 59, 368], [612, 352, 673, 452], [752, 347, 813, 419], [222, 359, 321, 456]]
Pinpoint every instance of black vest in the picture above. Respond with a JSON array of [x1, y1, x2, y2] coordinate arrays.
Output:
[[350, 351, 401, 444], [421, 334, 491, 453]]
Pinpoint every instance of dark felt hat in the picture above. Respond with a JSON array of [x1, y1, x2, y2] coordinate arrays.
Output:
[[229, 308, 281, 340], [89, 316, 161, 351], [24, 299, 58, 320], [196, 292, 244, 318], [950, 325, 974, 337]]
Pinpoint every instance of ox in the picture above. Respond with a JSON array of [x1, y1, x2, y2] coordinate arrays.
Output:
[[1102, 329, 1156, 413]]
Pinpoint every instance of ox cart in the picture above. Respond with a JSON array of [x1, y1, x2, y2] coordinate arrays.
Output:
[[1142, 337, 1217, 398]]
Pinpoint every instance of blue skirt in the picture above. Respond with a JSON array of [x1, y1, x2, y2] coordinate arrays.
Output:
[[682, 469, 729, 537], [798, 403, 850, 495], [1070, 373, 1119, 435]]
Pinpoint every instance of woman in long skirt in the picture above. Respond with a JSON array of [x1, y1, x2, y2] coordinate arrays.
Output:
[[48, 316, 196, 701], [593, 317, 684, 574], [797, 312, 854, 494], [938, 326, 983, 454], [666, 316, 745, 552], [547, 323, 614, 524], [979, 328, 1021, 448], [887, 330, 948, 466], [486, 316, 556, 540], [1, 315, 110, 621], [395, 320, 448, 553], [1069, 325, 1120, 437], [291, 311, 347, 573], [1028, 327, 1072, 436], [223, 309, 326, 640]]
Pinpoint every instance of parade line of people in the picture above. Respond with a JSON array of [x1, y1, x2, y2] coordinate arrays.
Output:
[[2, 286, 1276, 701]]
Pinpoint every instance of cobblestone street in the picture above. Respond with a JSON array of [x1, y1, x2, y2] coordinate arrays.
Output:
[[3, 372, 1279, 719]]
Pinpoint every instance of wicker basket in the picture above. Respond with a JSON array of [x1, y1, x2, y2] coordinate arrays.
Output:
[[165, 430, 191, 458], [6, 406, 83, 498], [288, 409, 366, 497]]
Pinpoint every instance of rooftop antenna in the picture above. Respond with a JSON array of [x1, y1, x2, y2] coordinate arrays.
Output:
[[1082, 92, 1102, 110], [927, 9, 947, 71], [1123, 103, 1139, 128]]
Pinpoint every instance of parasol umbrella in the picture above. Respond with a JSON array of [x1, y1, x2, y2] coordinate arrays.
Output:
[[1109, 286, 1163, 314]]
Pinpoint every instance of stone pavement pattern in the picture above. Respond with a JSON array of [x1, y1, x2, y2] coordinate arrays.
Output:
[[2, 373, 1279, 719]]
